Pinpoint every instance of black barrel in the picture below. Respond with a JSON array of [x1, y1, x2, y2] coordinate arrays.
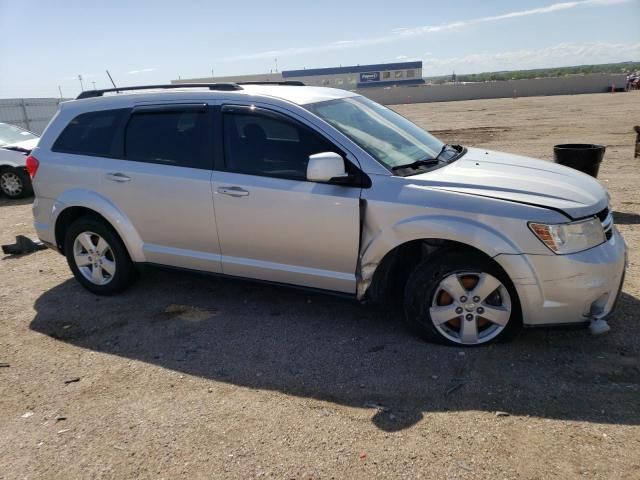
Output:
[[553, 144, 605, 178]]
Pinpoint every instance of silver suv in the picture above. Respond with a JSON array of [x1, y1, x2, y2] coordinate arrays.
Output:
[[30, 83, 627, 346]]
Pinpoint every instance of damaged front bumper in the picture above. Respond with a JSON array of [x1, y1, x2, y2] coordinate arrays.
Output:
[[495, 226, 628, 326]]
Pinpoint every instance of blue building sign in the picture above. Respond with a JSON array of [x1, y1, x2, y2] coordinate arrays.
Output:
[[359, 71, 380, 83]]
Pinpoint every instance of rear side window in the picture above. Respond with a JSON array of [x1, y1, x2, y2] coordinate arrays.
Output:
[[53, 109, 127, 157], [124, 108, 207, 169]]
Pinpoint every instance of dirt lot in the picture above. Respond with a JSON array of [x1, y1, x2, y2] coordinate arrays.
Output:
[[1, 92, 639, 479]]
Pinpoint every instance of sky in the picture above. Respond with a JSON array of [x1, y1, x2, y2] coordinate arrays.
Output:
[[0, 0, 638, 98]]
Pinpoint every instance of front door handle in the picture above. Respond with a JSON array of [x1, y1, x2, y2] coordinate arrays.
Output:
[[217, 186, 249, 197], [106, 172, 132, 183]]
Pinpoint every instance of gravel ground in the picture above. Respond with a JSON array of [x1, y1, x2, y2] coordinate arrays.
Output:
[[1, 91, 639, 479]]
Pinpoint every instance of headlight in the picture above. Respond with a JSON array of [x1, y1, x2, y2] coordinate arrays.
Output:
[[529, 217, 605, 254]]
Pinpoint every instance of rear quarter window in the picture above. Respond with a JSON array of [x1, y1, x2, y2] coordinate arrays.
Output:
[[52, 108, 128, 157]]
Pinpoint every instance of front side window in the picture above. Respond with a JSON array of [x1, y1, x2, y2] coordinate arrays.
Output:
[[223, 108, 336, 180], [124, 109, 207, 168], [305, 96, 445, 170], [53, 109, 128, 156]]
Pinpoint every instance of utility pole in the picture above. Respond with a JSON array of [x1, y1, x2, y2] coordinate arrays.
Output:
[[78, 74, 84, 92], [211, 68, 214, 78], [92, 81, 97, 90], [274, 58, 278, 73]]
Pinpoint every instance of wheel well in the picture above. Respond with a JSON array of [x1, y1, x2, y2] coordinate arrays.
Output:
[[54, 207, 111, 254], [364, 239, 496, 304]]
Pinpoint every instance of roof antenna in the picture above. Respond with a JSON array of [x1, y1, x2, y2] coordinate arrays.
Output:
[[106, 70, 118, 90]]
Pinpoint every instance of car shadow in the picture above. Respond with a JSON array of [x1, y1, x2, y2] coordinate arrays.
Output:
[[0, 195, 33, 206], [30, 268, 640, 431], [613, 210, 640, 225]]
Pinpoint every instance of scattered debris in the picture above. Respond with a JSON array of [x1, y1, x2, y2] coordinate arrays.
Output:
[[367, 345, 385, 353], [21, 411, 34, 418], [0, 363, 9, 368], [495, 411, 511, 417], [364, 402, 389, 412], [55, 415, 67, 422], [57, 429, 70, 434], [359, 451, 368, 461], [161, 304, 217, 322], [1, 235, 48, 255], [64, 377, 80, 385], [446, 382, 466, 396], [589, 319, 611, 336]]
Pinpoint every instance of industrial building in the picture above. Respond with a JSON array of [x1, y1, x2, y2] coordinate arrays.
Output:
[[171, 61, 424, 90]]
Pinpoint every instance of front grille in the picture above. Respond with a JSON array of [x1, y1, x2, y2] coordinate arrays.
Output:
[[597, 207, 613, 240], [596, 207, 609, 222]]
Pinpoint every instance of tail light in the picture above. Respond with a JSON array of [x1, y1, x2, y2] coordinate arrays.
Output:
[[26, 155, 40, 178]]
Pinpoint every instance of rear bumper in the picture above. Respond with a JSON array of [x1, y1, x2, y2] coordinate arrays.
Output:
[[496, 227, 627, 326], [32, 195, 57, 248]]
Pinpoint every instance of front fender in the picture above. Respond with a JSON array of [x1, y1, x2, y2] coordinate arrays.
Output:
[[357, 214, 521, 299], [53, 189, 145, 262]]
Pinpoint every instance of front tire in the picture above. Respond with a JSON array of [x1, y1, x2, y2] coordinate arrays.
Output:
[[64, 217, 136, 295], [0, 167, 32, 198], [403, 251, 521, 346]]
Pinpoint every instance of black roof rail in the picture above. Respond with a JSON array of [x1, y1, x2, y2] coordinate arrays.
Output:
[[237, 81, 305, 86], [76, 83, 243, 100]]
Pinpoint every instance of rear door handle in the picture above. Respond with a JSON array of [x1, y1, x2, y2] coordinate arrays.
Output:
[[217, 186, 249, 197], [106, 172, 131, 183]]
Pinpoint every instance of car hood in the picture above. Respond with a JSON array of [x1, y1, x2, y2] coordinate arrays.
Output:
[[411, 147, 608, 219], [2, 137, 39, 151]]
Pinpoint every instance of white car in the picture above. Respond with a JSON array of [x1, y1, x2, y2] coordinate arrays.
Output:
[[29, 83, 627, 346], [0, 122, 39, 198]]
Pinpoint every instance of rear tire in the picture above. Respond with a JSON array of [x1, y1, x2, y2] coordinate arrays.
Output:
[[64, 216, 136, 295], [0, 167, 32, 199], [403, 251, 521, 346]]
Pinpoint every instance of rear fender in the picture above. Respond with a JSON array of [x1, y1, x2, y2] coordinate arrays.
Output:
[[53, 189, 145, 262]]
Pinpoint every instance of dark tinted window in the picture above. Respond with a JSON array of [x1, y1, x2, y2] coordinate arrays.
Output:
[[223, 110, 335, 180], [53, 108, 127, 156], [125, 109, 207, 168]]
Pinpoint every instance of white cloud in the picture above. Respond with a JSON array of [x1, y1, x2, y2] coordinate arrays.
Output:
[[127, 68, 158, 75], [223, 0, 632, 61], [421, 42, 640, 75]]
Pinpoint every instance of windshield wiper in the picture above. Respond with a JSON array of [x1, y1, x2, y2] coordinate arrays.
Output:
[[391, 158, 440, 171], [435, 143, 463, 162]]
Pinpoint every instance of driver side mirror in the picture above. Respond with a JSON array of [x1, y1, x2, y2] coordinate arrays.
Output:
[[306, 152, 348, 182]]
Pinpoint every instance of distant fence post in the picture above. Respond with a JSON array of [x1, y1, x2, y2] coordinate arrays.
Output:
[[20, 98, 31, 131]]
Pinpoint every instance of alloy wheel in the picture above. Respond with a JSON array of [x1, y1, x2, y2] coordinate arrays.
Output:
[[430, 271, 511, 345], [73, 231, 116, 286]]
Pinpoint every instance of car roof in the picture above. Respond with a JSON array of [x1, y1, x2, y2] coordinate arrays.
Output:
[[66, 84, 359, 109]]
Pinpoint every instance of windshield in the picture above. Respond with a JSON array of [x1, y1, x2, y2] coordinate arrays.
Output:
[[0, 123, 38, 146], [305, 96, 445, 170]]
